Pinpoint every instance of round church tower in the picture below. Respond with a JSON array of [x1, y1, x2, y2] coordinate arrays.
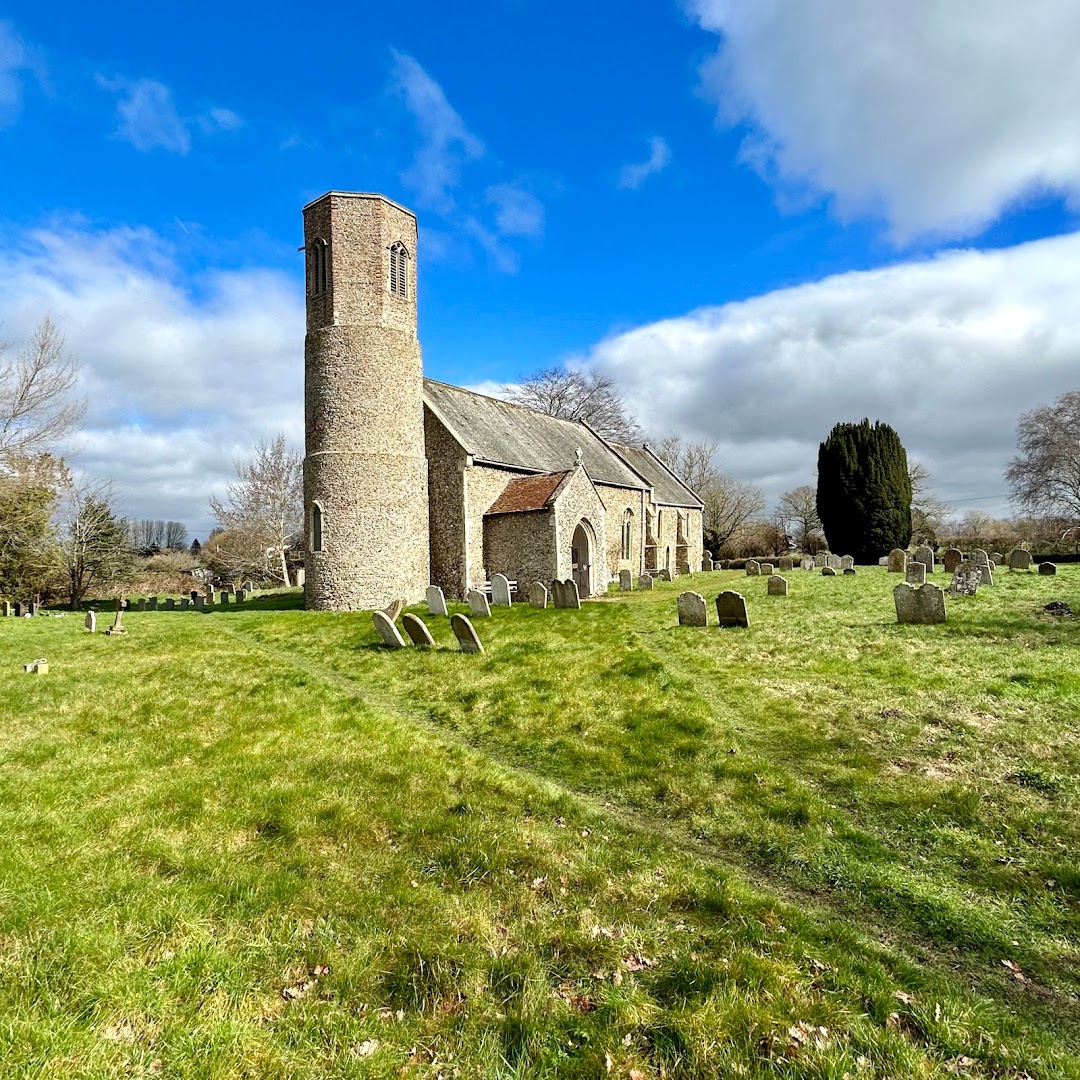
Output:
[[302, 192, 430, 610]]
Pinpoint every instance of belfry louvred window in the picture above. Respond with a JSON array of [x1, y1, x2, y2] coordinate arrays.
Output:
[[389, 242, 409, 298], [309, 238, 328, 296]]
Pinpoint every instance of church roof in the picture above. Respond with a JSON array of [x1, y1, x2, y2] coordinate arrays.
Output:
[[608, 442, 704, 509], [485, 471, 571, 515], [422, 379, 646, 489]]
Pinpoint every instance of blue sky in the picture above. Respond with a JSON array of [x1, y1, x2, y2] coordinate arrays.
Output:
[[2, 2, 1080, 536]]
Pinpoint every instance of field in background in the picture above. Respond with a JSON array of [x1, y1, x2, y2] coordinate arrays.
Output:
[[0, 567, 1077, 1078]]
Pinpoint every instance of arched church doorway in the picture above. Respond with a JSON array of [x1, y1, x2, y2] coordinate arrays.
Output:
[[571, 521, 593, 597]]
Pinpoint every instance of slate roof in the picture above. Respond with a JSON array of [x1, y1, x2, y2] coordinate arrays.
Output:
[[608, 442, 704, 509], [485, 471, 571, 515], [423, 379, 645, 489]]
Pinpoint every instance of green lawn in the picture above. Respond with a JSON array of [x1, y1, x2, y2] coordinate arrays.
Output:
[[0, 567, 1077, 1078]]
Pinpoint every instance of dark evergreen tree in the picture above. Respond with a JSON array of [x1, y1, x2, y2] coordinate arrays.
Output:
[[816, 420, 912, 563]]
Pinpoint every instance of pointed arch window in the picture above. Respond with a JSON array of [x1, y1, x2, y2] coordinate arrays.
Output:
[[310, 502, 324, 553], [389, 242, 409, 298], [308, 238, 328, 297], [621, 509, 633, 560]]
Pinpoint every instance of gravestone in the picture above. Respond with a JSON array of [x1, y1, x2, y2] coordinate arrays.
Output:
[[164, 598, 175, 611], [801, 557, 814, 571], [491, 574, 512, 607], [190, 590, 199, 602], [372, 610, 406, 648], [905, 562, 926, 585], [843, 567, 857, 575], [529, 581, 549, 608], [383, 598, 405, 622], [949, 561, 982, 596], [971, 549, 989, 567], [637, 574, 654, 590], [148, 597, 158, 611], [136, 599, 146, 612], [658, 568, 672, 582], [888, 549, 907, 573], [204, 592, 215, 607], [220, 592, 231, 605], [450, 613, 484, 653], [1008, 549, 1032, 571], [402, 613, 436, 647], [207, 585, 215, 597], [13, 602, 23, 617], [678, 562, 692, 577], [676, 591, 708, 627], [295, 568, 305, 587], [552, 579, 581, 609], [715, 590, 749, 628], [84, 611, 96, 633], [194, 595, 205, 611], [105, 606, 126, 636], [1, 601, 9, 617], [878, 556, 889, 566], [814, 553, 828, 568], [978, 563, 994, 586], [702, 554, 714, 572], [914, 546, 935, 572], [236, 589, 246, 603], [767, 574, 788, 596], [759, 563, 774, 576], [426, 585, 448, 617], [827, 554, 842, 570], [991, 552, 1004, 566], [840, 555, 855, 571], [942, 548, 963, 573], [619, 570, 633, 591], [467, 589, 491, 618], [29, 602, 39, 617], [893, 582, 947, 625], [822, 567, 837, 576], [179, 598, 190, 610], [745, 560, 760, 576], [778, 557, 793, 571], [1039, 561, 1057, 576]]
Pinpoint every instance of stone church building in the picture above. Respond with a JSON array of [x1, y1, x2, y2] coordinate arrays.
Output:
[[301, 191, 704, 611]]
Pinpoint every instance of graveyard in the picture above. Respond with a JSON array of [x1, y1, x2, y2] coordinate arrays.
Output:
[[0, 565, 1078, 1078]]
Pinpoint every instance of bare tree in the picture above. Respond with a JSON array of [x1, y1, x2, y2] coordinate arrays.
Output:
[[776, 484, 823, 553], [200, 527, 275, 586], [653, 434, 765, 550], [209, 433, 303, 584], [1006, 390, 1080, 520], [0, 317, 85, 460], [908, 460, 951, 541], [505, 366, 642, 442], [57, 476, 135, 608]]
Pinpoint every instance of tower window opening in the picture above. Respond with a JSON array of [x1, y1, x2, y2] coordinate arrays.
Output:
[[308, 238, 328, 296], [621, 509, 633, 560], [310, 502, 324, 553], [389, 242, 409, 298]]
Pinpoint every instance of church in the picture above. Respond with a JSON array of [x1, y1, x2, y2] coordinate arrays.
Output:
[[300, 191, 704, 611]]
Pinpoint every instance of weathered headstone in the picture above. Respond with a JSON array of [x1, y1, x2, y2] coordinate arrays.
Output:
[[13, 602, 23, 617], [942, 548, 963, 573], [29, 602, 39, 617], [767, 574, 788, 596], [383, 598, 405, 622], [893, 582, 947, 625], [1039, 561, 1057, 576], [715, 590, 749, 628], [179, 598, 190, 610], [552, 579, 581, 609], [136, 599, 146, 612], [814, 553, 828, 568], [990, 552, 1004, 566], [220, 592, 231, 605], [822, 566, 837, 576], [745, 560, 760, 576], [426, 585, 448, 617], [778, 557, 793, 571], [529, 581, 549, 608], [1, 601, 9, 617], [402, 613, 436, 647], [619, 570, 633, 591], [194, 595, 205, 611], [658, 568, 672, 582], [949, 561, 982, 596], [450, 613, 484, 653], [235, 589, 246, 603], [913, 545, 935, 573], [491, 574, 512, 607], [84, 610, 96, 633], [148, 597, 158, 611], [105, 606, 126, 636], [1008, 549, 1032, 571], [678, 562, 692, 577], [970, 549, 989, 567], [295, 568, 305, 587], [759, 563, 774, 576], [372, 610, 406, 648], [207, 584, 216, 597], [888, 549, 907, 573], [978, 563, 994, 586], [905, 561, 926, 585], [676, 591, 708, 626], [827, 554, 842, 570], [840, 555, 855, 571], [702, 554, 714, 572], [637, 574, 653, 590], [801, 557, 814, 571], [467, 589, 491, 618], [878, 556, 889, 566], [164, 598, 175, 611]]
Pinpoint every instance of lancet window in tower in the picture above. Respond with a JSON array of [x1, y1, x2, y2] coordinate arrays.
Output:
[[308, 238, 328, 296], [389, 242, 409, 298], [621, 509, 633, 560], [310, 502, 324, 553]]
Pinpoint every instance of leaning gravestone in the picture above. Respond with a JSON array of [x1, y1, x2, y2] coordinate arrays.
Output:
[[914, 546, 935, 572], [1008, 549, 1032, 571], [702, 554, 714, 572], [840, 555, 855, 570], [745, 560, 760, 576], [943, 548, 963, 573], [530, 582, 549, 608], [450, 613, 484, 653], [894, 582, 947, 625], [402, 613, 436, 647], [372, 610, 406, 648], [778, 557, 793, 571], [949, 561, 983, 596], [552, 579, 581, 609], [759, 563, 774, 576], [468, 589, 491, 618], [426, 585, 448, 616], [105, 605, 126, 636], [677, 591, 708, 626], [1039, 561, 1058, 576], [767, 574, 788, 596], [822, 567, 837, 576], [906, 562, 926, 585], [801, 557, 814, 571], [715, 590, 749, 628], [84, 610, 96, 633], [637, 574, 654, 590], [888, 549, 907, 573], [619, 570, 633, 591], [491, 574, 512, 607]]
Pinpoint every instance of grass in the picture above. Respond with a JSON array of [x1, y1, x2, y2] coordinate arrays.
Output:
[[0, 566, 1077, 1077]]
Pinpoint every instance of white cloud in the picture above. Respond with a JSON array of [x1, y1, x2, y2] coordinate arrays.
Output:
[[0, 223, 303, 536], [205, 106, 242, 132], [580, 230, 1080, 517], [485, 184, 544, 237], [0, 20, 30, 127], [618, 136, 671, 190], [687, 0, 1080, 240]]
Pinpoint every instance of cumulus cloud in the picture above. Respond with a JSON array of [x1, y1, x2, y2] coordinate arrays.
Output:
[[580, 230, 1080, 516], [687, 0, 1080, 240], [618, 136, 671, 190], [0, 223, 303, 536]]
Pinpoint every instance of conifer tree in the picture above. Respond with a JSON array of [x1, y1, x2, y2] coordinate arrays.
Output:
[[816, 420, 912, 562]]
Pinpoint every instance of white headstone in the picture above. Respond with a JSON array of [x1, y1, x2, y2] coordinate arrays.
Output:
[[491, 574, 512, 607], [468, 589, 491, 618]]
